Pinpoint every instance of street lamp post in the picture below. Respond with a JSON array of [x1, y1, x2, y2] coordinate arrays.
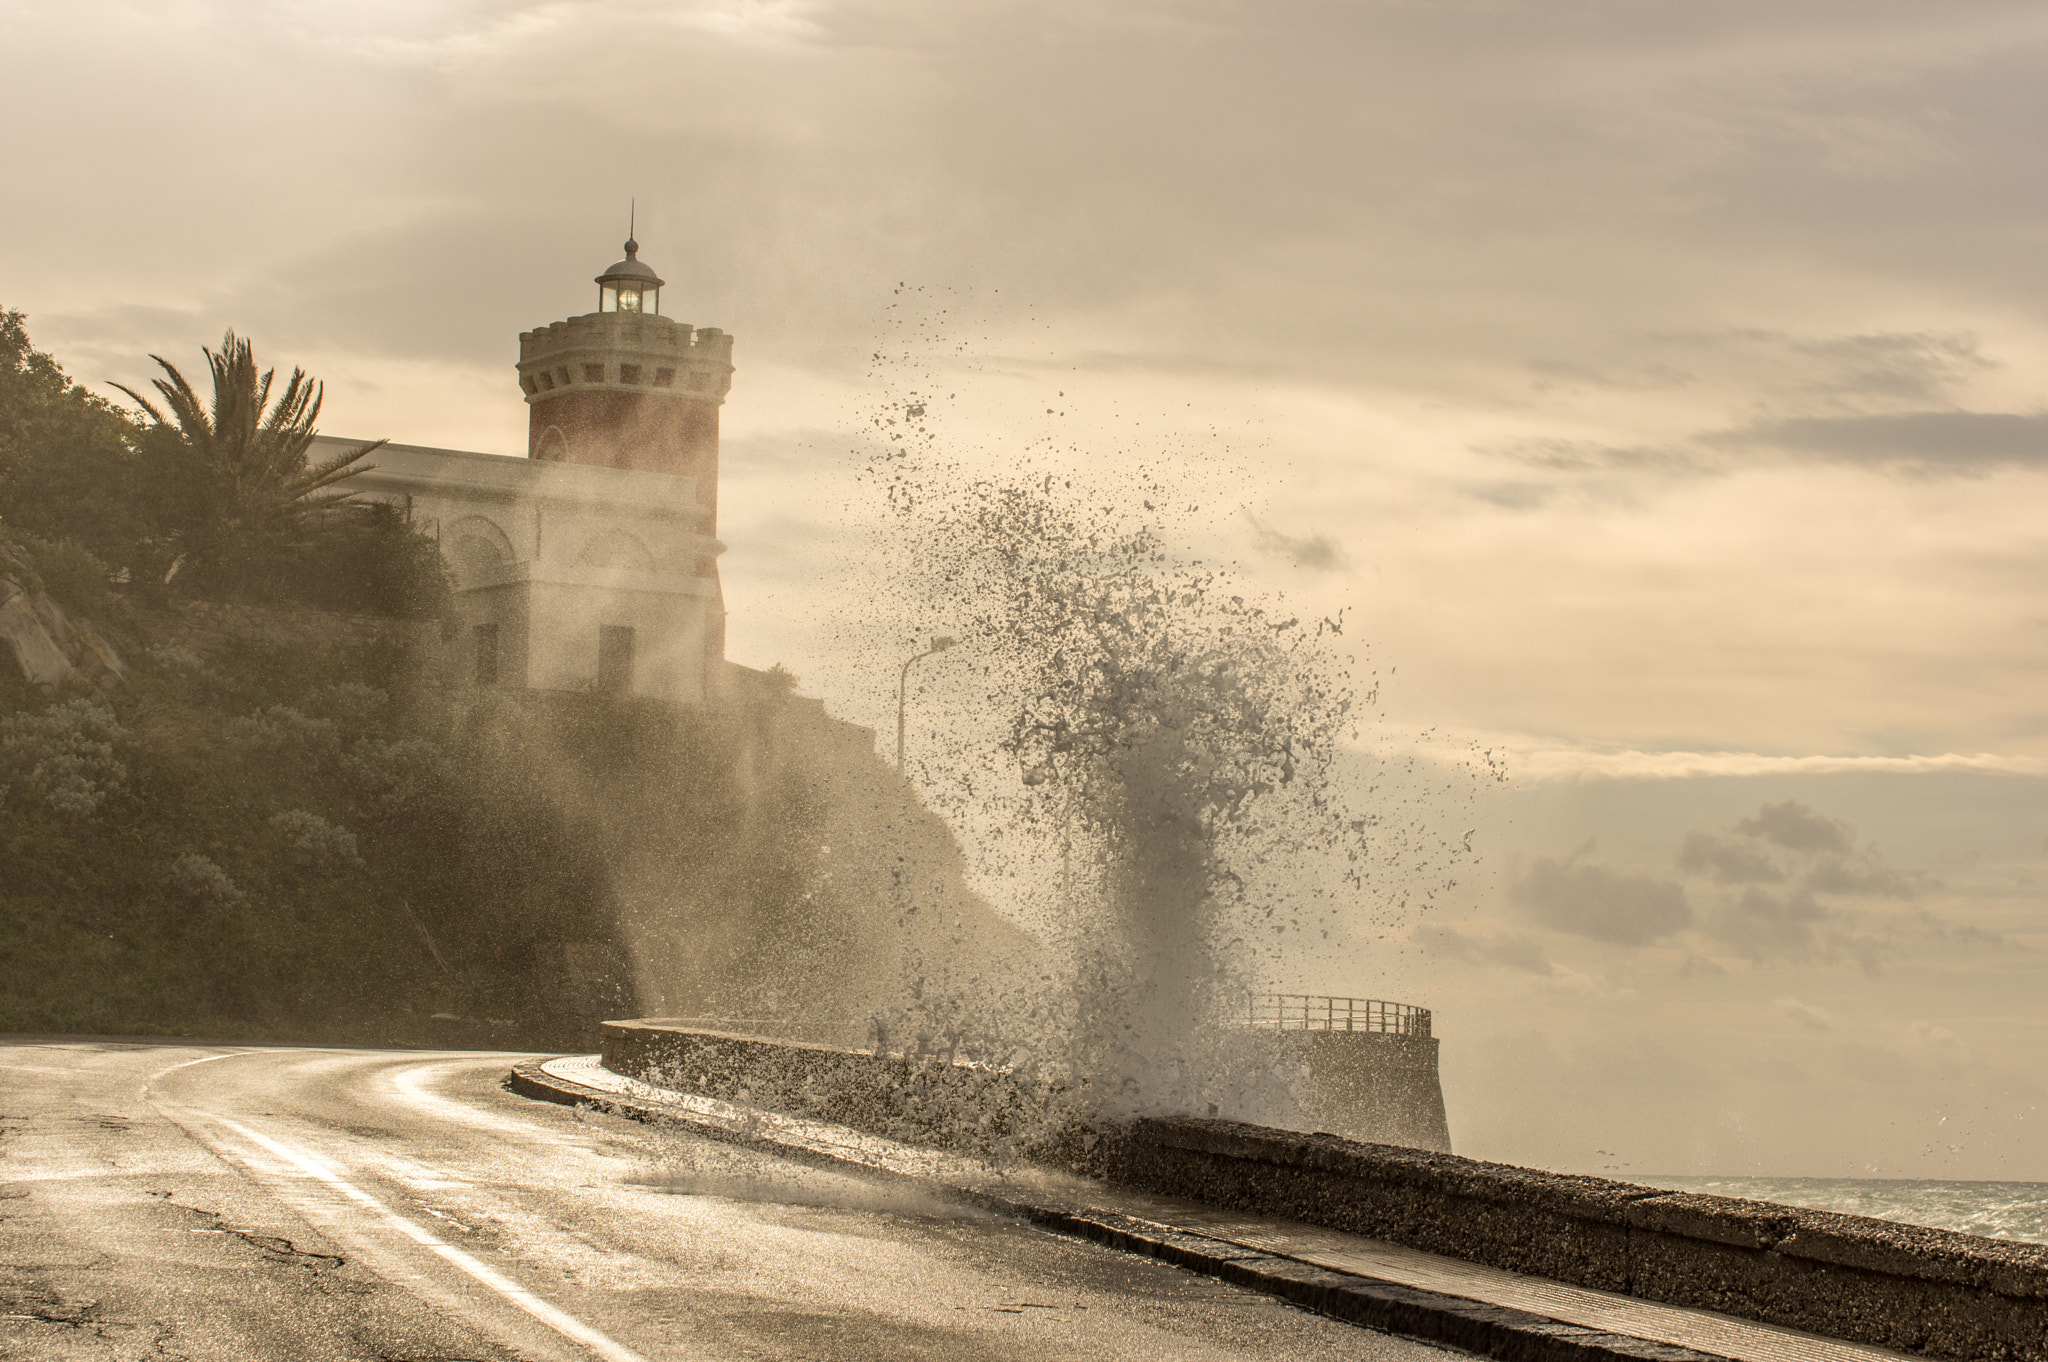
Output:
[[897, 636, 957, 770]]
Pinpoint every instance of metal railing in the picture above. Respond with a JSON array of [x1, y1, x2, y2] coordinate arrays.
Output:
[[1246, 994, 1432, 1038]]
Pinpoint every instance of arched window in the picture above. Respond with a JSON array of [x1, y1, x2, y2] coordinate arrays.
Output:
[[535, 426, 570, 462], [444, 515, 516, 589]]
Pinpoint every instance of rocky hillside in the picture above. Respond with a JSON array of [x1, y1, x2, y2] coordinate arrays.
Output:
[[0, 313, 1032, 1048], [0, 537, 1030, 1048]]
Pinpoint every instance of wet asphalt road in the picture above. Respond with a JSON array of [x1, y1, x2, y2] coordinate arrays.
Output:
[[0, 1040, 1458, 1361]]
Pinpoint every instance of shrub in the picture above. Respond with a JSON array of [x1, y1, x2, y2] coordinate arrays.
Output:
[[224, 704, 340, 765], [344, 736, 451, 819], [0, 310, 151, 578], [305, 682, 388, 729], [269, 809, 363, 875], [0, 699, 129, 817], [282, 502, 451, 619], [16, 536, 111, 618], [166, 851, 241, 906], [145, 642, 207, 673]]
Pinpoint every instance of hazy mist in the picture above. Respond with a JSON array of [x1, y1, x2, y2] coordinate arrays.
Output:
[[9, 0, 2048, 1181]]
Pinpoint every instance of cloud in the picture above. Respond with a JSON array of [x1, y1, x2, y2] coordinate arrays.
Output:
[[1912, 908, 2013, 950], [1912, 1021, 1972, 1064], [1699, 887, 1892, 972], [1509, 852, 1691, 945], [1776, 997, 1834, 1031], [1706, 885, 1830, 961], [1775, 331, 1996, 404], [1484, 330, 2004, 480], [1244, 513, 1348, 571], [1736, 800, 1852, 854], [1521, 357, 1700, 394], [1468, 482, 1554, 510], [1504, 801, 1919, 965], [1660, 801, 1941, 964], [1676, 830, 1786, 884], [1480, 436, 1702, 475], [1749, 1048, 1810, 1084], [1844, 1026, 1984, 1087], [1711, 801, 1919, 898], [1842, 1043, 1913, 1088], [1499, 747, 2048, 783], [1712, 410, 2048, 471], [1416, 924, 1555, 975], [1720, 802, 1925, 897], [1801, 854, 1917, 899]]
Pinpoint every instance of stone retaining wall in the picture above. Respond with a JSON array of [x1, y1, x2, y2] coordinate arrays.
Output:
[[1272, 1029, 1451, 1152], [1115, 1116, 2048, 1359], [601, 1019, 1097, 1165], [604, 1019, 2048, 1360]]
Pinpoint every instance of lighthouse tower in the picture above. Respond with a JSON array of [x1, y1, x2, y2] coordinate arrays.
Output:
[[515, 235, 735, 530], [309, 230, 734, 705]]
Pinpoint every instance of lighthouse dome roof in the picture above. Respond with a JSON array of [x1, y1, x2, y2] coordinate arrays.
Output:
[[596, 237, 665, 289]]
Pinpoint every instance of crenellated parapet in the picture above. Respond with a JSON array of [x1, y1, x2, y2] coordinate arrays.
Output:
[[517, 313, 734, 406]]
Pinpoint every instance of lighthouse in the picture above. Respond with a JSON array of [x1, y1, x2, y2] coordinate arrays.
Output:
[[314, 230, 734, 703]]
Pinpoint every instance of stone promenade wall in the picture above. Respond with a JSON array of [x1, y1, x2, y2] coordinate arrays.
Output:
[[1115, 1117, 2048, 1359], [604, 1019, 2048, 1360], [1272, 1029, 1451, 1152], [601, 1020, 1099, 1165]]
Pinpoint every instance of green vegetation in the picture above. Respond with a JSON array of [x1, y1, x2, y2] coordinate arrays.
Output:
[[0, 310, 152, 578], [0, 311, 444, 617], [0, 616, 591, 1040], [0, 579, 837, 1043], [0, 313, 839, 1045], [0, 312, 1018, 1047]]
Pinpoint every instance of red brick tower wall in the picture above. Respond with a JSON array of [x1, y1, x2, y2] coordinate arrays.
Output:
[[515, 312, 733, 693], [528, 392, 720, 531]]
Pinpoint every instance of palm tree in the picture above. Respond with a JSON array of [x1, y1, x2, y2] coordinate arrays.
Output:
[[115, 331, 384, 589]]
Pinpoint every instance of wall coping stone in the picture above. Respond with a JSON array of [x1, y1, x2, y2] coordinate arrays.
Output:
[[602, 1020, 2048, 1357], [1128, 1114, 2048, 1299]]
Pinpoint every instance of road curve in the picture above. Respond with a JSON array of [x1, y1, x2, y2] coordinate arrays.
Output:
[[0, 1039, 1455, 1361]]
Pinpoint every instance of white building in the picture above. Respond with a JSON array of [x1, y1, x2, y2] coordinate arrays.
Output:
[[315, 234, 734, 704]]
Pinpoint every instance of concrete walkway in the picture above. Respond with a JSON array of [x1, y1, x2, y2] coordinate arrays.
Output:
[[520, 1055, 1911, 1362]]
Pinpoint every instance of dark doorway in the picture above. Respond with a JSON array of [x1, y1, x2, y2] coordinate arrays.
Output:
[[473, 622, 499, 685], [597, 625, 635, 693]]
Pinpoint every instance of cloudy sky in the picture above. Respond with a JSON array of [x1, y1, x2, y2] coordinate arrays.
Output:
[[10, 0, 2048, 1180]]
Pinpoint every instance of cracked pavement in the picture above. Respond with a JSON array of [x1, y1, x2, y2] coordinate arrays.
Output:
[[0, 1041, 1457, 1360]]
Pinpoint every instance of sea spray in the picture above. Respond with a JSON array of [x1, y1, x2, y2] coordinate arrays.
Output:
[[620, 294, 1486, 1165], [860, 425, 1381, 1139]]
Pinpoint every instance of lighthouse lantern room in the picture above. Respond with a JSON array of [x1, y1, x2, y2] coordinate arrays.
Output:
[[597, 236, 663, 315]]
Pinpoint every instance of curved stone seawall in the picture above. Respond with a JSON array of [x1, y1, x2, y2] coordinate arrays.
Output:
[[602, 1019, 2048, 1360], [1123, 1117, 2048, 1361], [602, 1020, 1098, 1164], [1272, 1029, 1451, 1153]]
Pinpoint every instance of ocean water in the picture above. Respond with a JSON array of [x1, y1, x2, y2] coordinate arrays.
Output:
[[1644, 1177, 2048, 1246]]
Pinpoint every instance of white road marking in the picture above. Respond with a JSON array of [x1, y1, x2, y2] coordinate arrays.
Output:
[[140, 1048, 246, 1100], [212, 1115, 653, 1362], [386, 1058, 567, 1142]]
